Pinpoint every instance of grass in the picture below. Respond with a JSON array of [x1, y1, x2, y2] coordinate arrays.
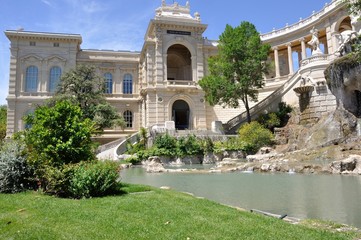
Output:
[[0, 184, 359, 240]]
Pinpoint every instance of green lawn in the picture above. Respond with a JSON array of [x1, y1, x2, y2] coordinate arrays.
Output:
[[0, 184, 359, 240]]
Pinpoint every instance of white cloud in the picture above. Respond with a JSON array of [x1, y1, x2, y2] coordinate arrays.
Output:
[[41, 0, 52, 6]]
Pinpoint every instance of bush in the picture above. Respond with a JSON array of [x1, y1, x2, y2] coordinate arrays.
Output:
[[176, 135, 203, 157], [238, 121, 274, 153], [213, 137, 252, 154], [43, 161, 121, 198], [0, 141, 36, 193], [24, 100, 96, 168], [257, 102, 292, 131]]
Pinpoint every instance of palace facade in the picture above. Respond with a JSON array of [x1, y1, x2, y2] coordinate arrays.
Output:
[[4, 0, 359, 141]]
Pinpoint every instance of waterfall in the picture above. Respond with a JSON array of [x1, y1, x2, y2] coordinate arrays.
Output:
[[357, 119, 361, 136]]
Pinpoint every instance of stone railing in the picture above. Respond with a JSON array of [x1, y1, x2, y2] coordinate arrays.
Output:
[[300, 54, 333, 67], [261, 0, 342, 41], [20, 92, 54, 97], [167, 80, 198, 86], [224, 71, 302, 133]]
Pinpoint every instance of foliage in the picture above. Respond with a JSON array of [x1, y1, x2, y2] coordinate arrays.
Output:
[[0, 140, 36, 193], [238, 121, 274, 153], [0, 105, 7, 141], [125, 134, 206, 163], [42, 161, 121, 198], [200, 137, 215, 153], [257, 102, 292, 131], [176, 134, 203, 157], [126, 128, 148, 154], [199, 21, 271, 123], [24, 100, 96, 169], [153, 133, 177, 155], [344, 0, 361, 17], [53, 65, 124, 131], [67, 161, 121, 198], [213, 137, 252, 154]]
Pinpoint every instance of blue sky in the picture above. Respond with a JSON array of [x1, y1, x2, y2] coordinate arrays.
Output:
[[0, 0, 329, 105]]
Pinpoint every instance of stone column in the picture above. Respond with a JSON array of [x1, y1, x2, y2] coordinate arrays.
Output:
[[273, 47, 280, 78], [155, 41, 164, 85], [163, 54, 168, 83], [287, 43, 294, 75], [300, 38, 307, 60]]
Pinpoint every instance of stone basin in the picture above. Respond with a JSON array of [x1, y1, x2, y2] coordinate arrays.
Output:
[[293, 85, 314, 94]]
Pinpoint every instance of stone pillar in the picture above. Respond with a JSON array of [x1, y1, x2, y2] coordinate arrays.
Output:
[[155, 41, 164, 85], [300, 38, 307, 59], [287, 43, 294, 75], [163, 54, 168, 83], [197, 43, 204, 81], [273, 47, 280, 78]]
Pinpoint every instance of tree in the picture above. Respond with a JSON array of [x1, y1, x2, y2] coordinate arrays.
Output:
[[344, 0, 361, 16], [24, 100, 96, 168], [0, 105, 6, 141], [53, 65, 125, 131], [199, 22, 270, 123]]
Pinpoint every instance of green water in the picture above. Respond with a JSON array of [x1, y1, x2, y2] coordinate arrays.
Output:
[[121, 167, 361, 228]]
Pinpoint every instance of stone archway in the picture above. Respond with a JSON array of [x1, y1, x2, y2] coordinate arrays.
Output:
[[172, 100, 190, 130], [167, 44, 192, 81]]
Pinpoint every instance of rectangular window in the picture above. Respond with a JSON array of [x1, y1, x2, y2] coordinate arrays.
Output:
[[30, 41, 36, 46], [53, 43, 60, 47]]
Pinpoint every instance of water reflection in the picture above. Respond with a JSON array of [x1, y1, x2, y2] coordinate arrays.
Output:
[[121, 167, 361, 228]]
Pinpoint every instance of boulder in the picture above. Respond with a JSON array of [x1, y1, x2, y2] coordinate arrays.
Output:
[[144, 156, 166, 173], [260, 164, 270, 172], [331, 155, 361, 174]]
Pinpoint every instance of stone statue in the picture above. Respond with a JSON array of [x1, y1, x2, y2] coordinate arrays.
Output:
[[335, 30, 358, 56], [307, 27, 323, 55], [162, 0, 166, 6]]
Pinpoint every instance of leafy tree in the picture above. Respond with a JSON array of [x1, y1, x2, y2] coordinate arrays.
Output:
[[0, 105, 7, 141], [199, 22, 270, 123], [24, 100, 96, 169], [344, 0, 361, 16], [53, 65, 124, 131]]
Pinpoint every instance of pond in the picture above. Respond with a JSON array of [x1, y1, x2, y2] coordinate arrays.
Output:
[[121, 166, 361, 228]]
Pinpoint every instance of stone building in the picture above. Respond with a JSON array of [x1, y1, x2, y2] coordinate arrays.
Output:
[[4, 0, 360, 141]]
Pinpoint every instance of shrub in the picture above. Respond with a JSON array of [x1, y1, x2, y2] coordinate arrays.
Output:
[[43, 161, 121, 198], [238, 121, 274, 153], [154, 133, 177, 150], [200, 137, 214, 154], [257, 112, 280, 131], [257, 102, 292, 131], [24, 100, 96, 168], [68, 161, 120, 198], [0, 141, 36, 193], [213, 137, 252, 154], [176, 135, 203, 157]]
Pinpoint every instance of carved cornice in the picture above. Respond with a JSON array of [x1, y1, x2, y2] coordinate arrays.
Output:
[[261, 0, 345, 41], [5, 30, 82, 44]]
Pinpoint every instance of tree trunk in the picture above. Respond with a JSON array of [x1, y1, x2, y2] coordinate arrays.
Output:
[[244, 95, 251, 123]]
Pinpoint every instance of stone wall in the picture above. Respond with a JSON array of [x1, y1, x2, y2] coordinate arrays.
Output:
[[298, 84, 337, 123]]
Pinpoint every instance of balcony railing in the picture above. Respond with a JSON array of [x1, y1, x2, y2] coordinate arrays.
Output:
[[167, 80, 197, 87]]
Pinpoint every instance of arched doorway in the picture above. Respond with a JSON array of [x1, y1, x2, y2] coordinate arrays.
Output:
[[172, 100, 190, 130]]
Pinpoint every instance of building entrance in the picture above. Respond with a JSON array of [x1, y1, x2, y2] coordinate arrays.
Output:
[[172, 100, 190, 130]]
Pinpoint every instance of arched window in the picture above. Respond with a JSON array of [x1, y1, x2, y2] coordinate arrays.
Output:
[[25, 66, 38, 92], [123, 74, 133, 94], [104, 72, 113, 94], [49, 66, 62, 92], [123, 110, 133, 128]]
